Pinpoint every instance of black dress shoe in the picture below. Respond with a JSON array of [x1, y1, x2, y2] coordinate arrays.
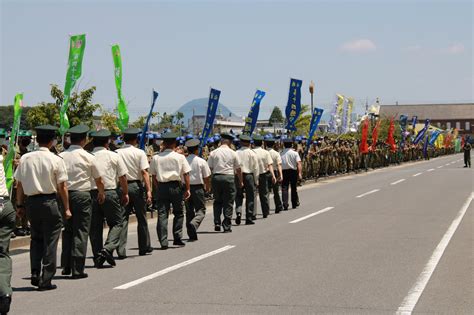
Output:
[[71, 273, 88, 280], [160, 245, 168, 250], [94, 255, 105, 268], [0, 294, 11, 314], [38, 284, 57, 291], [223, 229, 232, 233], [61, 268, 71, 276], [100, 249, 116, 266], [30, 271, 40, 287], [251, 215, 257, 221], [173, 239, 186, 246], [117, 255, 127, 260], [139, 247, 154, 256], [263, 214, 268, 218], [187, 224, 198, 241], [245, 220, 255, 225], [235, 213, 241, 225], [214, 225, 221, 232], [283, 206, 288, 211]]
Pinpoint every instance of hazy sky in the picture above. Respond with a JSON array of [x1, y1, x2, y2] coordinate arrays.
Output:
[[1, 0, 472, 120]]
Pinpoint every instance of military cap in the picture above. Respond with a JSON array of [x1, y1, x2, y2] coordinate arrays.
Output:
[[264, 137, 275, 143], [162, 132, 179, 140], [220, 133, 234, 141], [123, 127, 141, 135], [282, 138, 294, 143], [239, 134, 252, 142], [252, 134, 264, 141], [68, 124, 90, 134], [185, 139, 200, 148], [89, 129, 111, 138], [35, 125, 58, 136]]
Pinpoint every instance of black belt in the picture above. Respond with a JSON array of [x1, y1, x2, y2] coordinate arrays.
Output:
[[190, 184, 204, 187], [242, 172, 254, 176], [28, 193, 56, 198], [127, 180, 141, 184], [158, 181, 181, 185]]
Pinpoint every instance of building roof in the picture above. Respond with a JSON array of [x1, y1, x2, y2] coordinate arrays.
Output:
[[379, 103, 474, 120]]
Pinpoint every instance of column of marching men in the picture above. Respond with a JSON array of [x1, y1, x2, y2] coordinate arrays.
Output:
[[0, 123, 304, 314]]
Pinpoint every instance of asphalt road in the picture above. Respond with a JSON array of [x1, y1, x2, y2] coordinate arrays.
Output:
[[8, 153, 473, 314]]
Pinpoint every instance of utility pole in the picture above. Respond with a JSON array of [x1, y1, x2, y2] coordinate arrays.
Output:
[[309, 81, 315, 114]]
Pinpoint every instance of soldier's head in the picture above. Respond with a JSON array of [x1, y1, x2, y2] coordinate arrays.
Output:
[[68, 125, 90, 148], [185, 138, 200, 155], [252, 134, 264, 147], [122, 128, 141, 145], [90, 129, 112, 148], [162, 132, 179, 149], [220, 133, 234, 146], [239, 134, 251, 147], [283, 138, 293, 149], [264, 137, 276, 149], [35, 125, 58, 148]]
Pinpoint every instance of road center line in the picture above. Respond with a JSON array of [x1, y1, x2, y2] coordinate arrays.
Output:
[[396, 192, 474, 315], [427, 168, 435, 172], [391, 179, 406, 185], [114, 245, 236, 290], [413, 172, 422, 177], [437, 166, 443, 169], [289, 207, 334, 223], [356, 189, 380, 198]]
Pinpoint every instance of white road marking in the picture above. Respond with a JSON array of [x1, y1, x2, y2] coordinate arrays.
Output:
[[445, 163, 450, 166], [114, 245, 236, 289], [356, 189, 380, 198], [396, 192, 474, 315], [289, 207, 335, 224], [413, 172, 422, 177], [437, 166, 443, 169], [391, 179, 406, 185], [427, 168, 435, 172]]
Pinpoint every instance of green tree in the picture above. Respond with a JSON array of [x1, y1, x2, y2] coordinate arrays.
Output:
[[0, 105, 32, 130], [130, 112, 159, 129], [294, 104, 311, 136], [26, 84, 101, 129], [268, 106, 284, 125], [100, 109, 121, 133]]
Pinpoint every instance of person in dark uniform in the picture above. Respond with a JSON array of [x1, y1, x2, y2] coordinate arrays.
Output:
[[59, 125, 105, 279], [15, 125, 71, 291], [184, 139, 211, 241], [280, 138, 302, 210], [463, 137, 471, 168], [89, 129, 129, 268], [207, 133, 242, 233], [149, 132, 191, 249], [264, 137, 284, 213], [116, 128, 153, 257], [0, 154, 15, 313]]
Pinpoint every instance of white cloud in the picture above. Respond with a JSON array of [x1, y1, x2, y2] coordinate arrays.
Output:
[[340, 39, 377, 53], [444, 43, 465, 54]]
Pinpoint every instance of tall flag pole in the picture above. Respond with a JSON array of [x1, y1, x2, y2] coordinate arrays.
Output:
[[112, 44, 129, 131], [242, 90, 266, 136], [285, 78, 302, 132], [59, 34, 86, 135], [413, 119, 430, 145], [304, 107, 324, 156], [4, 93, 23, 191], [199, 88, 221, 156], [139, 90, 159, 150]]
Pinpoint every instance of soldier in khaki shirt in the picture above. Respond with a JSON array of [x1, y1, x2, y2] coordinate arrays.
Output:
[[235, 134, 258, 225], [88, 129, 129, 268], [264, 136, 284, 213], [15, 125, 71, 291], [150, 132, 191, 249], [59, 125, 105, 279], [252, 135, 276, 219], [116, 128, 153, 257]]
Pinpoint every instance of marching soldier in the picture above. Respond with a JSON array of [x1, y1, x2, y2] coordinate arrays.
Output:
[[15, 125, 70, 291], [252, 135, 276, 219], [89, 129, 129, 268], [60, 125, 105, 279], [116, 128, 153, 257], [235, 135, 258, 225], [0, 154, 15, 313], [150, 132, 191, 249], [280, 138, 302, 210], [184, 139, 211, 240], [264, 137, 283, 213], [207, 133, 242, 233], [463, 137, 472, 168]]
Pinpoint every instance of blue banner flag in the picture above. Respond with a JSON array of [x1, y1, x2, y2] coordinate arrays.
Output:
[[199, 88, 221, 156], [399, 114, 408, 148], [285, 78, 302, 131], [413, 119, 430, 144], [305, 107, 324, 155], [139, 90, 159, 150], [243, 90, 266, 136], [428, 130, 441, 145], [411, 115, 418, 129], [423, 132, 430, 158]]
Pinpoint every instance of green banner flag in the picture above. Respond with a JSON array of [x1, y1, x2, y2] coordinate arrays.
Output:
[[59, 34, 86, 135], [112, 44, 129, 131], [4, 93, 23, 191]]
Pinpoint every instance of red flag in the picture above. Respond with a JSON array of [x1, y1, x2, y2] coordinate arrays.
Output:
[[371, 120, 381, 151], [359, 118, 369, 154], [385, 117, 396, 152]]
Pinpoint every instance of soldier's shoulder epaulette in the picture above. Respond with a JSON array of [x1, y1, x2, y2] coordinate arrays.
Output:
[[54, 152, 64, 159]]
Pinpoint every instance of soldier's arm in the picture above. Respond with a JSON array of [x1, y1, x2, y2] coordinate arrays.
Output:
[[15, 181, 25, 218], [183, 173, 191, 200], [57, 181, 72, 220], [94, 177, 106, 205], [297, 161, 303, 180], [118, 175, 129, 206], [141, 169, 152, 205]]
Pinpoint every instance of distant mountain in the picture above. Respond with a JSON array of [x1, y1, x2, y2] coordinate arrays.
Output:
[[174, 98, 239, 126]]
